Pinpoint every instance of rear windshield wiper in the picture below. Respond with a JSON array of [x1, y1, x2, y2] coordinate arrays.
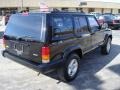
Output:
[[17, 36, 36, 41]]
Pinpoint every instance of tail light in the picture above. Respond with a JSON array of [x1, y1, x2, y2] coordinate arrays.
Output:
[[113, 20, 116, 24], [3, 37, 6, 48], [41, 46, 50, 63]]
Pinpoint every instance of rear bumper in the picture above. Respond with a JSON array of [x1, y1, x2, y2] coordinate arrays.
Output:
[[2, 50, 63, 74]]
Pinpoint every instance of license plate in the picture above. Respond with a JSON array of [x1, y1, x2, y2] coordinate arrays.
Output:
[[13, 43, 24, 55], [17, 44, 23, 50]]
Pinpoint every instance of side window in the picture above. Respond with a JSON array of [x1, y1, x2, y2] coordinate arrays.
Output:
[[51, 16, 73, 39], [88, 16, 99, 32], [74, 16, 90, 36], [63, 17, 73, 33], [52, 17, 63, 34]]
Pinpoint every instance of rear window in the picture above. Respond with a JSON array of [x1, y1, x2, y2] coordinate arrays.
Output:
[[5, 13, 46, 42]]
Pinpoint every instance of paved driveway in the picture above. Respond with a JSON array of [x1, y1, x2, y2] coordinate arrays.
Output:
[[0, 30, 120, 90]]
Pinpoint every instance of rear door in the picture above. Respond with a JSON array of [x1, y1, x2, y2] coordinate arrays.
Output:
[[48, 14, 75, 59], [87, 16, 104, 47], [73, 15, 92, 53], [4, 13, 46, 63]]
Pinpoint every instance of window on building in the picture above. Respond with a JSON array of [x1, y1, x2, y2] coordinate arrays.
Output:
[[26, 7, 29, 12], [74, 16, 89, 36], [76, 8, 79, 12], [118, 9, 120, 13], [62, 8, 68, 11], [0, 8, 17, 16], [76, 8, 84, 13], [111, 9, 113, 14], [87, 16, 99, 32], [88, 8, 95, 13], [53, 8, 60, 12], [102, 8, 104, 14]]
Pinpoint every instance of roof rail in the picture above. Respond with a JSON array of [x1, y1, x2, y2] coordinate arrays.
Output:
[[51, 11, 86, 15]]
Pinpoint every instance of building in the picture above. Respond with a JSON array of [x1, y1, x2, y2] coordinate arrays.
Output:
[[0, 0, 120, 15]]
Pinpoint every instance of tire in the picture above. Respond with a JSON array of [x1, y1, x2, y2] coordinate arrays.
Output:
[[57, 53, 80, 82], [101, 37, 112, 55]]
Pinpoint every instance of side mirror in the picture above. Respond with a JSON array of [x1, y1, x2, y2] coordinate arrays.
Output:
[[101, 23, 108, 29]]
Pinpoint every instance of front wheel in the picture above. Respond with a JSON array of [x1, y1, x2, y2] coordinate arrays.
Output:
[[109, 26, 114, 30], [101, 38, 112, 55], [57, 53, 80, 82]]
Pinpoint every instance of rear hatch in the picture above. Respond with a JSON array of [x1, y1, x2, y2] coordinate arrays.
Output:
[[4, 13, 46, 64]]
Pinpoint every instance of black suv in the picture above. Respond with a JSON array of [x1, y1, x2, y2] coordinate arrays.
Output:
[[2, 12, 112, 82]]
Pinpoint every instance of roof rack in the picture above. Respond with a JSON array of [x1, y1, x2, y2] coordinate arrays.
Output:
[[51, 11, 86, 15], [18, 8, 86, 15]]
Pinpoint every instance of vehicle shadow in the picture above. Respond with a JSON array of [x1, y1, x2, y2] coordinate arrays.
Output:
[[45, 44, 120, 90], [108, 64, 120, 76]]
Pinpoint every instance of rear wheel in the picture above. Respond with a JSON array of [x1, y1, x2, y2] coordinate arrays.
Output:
[[57, 53, 80, 82], [101, 38, 112, 55]]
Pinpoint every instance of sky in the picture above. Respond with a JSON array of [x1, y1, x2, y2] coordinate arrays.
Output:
[[83, 0, 120, 3]]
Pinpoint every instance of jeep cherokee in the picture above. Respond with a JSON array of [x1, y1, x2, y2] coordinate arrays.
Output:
[[2, 12, 112, 82]]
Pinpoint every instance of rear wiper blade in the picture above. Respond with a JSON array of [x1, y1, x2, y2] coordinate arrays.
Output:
[[19, 36, 34, 39], [16, 36, 35, 41]]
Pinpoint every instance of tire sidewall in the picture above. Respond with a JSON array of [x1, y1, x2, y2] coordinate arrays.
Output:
[[106, 38, 112, 54], [64, 54, 80, 81]]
